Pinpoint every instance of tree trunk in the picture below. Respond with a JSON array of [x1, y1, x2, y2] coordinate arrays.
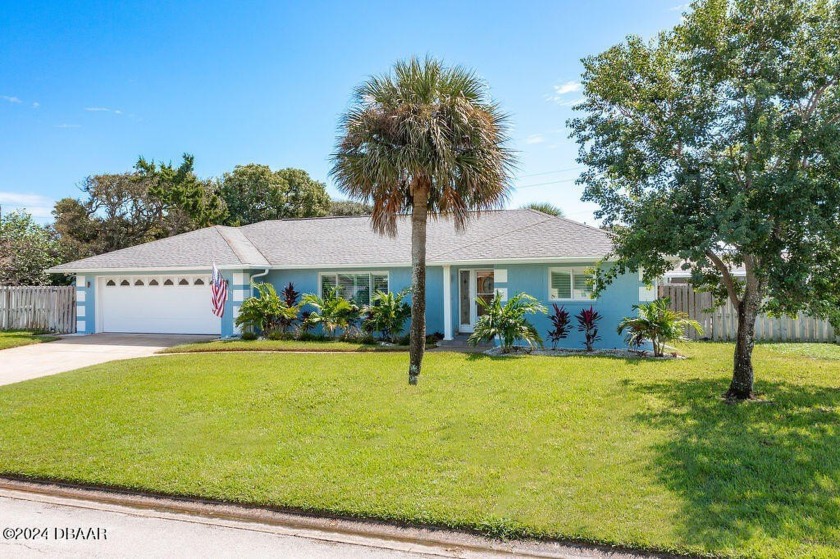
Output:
[[408, 185, 429, 385], [727, 271, 762, 400]]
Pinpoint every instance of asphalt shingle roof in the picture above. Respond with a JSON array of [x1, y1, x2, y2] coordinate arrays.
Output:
[[49, 209, 613, 272]]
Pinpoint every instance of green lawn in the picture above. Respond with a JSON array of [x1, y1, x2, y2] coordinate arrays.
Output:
[[159, 338, 407, 353], [0, 330, 58, 350], [1, 343, 839, 558], [764, 342, 840, 360]]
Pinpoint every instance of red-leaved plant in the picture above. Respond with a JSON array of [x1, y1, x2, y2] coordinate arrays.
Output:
[[576, 306, 602, 352], [279, 282, 301, 333], [548, 303, 572, 349]]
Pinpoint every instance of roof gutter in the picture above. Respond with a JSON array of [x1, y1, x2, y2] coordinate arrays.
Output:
[[249, 268, 270, 284]]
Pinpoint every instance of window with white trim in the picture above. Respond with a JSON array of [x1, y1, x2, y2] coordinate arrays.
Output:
[[319, 272, 389, 305], [549, 267, 594, 300]]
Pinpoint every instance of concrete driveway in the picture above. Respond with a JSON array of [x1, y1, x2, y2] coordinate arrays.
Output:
[[0, 334, 216, 387]]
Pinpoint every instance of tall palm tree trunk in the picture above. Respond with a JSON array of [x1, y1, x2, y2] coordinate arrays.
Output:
[[408, 184, 429, 385]]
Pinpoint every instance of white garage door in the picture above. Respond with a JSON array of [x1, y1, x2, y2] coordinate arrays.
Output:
[[99, 275, 221, 335]]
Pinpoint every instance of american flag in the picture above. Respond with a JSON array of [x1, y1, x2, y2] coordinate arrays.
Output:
[[211, 263, 228, 317]]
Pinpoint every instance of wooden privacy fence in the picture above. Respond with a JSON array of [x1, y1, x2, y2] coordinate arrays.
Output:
[[0, 286, 76, 334], [658, 285, 838, 343]]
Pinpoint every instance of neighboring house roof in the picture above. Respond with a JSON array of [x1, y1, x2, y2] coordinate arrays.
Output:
[[665, 261, 746, 279], [49, 209, 613, 272]]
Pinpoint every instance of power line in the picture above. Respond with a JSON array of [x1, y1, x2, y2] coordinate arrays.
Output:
[[514, 177, 580, 190], [515, 165, 584, 179]]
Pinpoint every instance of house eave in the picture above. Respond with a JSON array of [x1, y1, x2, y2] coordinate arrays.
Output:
[[45, 265, 256, 274], [47, 255, 616, 275]]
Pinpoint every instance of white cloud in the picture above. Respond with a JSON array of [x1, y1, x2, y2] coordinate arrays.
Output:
[[0, 192, 55, 220], [55, 123, 81, 128], [525, 134, 545, 145], [553, 81, 582, 96], [85, 106, 123, 114], [669, 3, 690, 11], [1, 95, 22, 104], [553, 97, 584, 107], [546, 81, 584, 105], [31, 101, 40, 109]]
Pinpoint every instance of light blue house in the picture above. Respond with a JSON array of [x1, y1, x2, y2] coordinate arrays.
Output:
[[49, 209, 655, 349]]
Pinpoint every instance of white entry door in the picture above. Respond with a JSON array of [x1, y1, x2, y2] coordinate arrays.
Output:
[[98, 275, 221, 335], [458, 269, 494, 333]]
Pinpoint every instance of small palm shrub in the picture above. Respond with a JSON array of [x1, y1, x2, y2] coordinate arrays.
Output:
[[363, 289, 411, 343], [548, 304, 572, 349], [235, 283, 297, 336], [468, 292, 546, 353], [301, 288, 360, 338], [617, 297, 703, 357], [576, 306, 602, 351]]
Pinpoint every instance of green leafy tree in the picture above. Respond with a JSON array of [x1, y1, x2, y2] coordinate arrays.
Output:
[[468, 292, 546, 353], [53, 173, 159, 257], [522, 202, 565, 217], [329, 199, 372, 216], [301, 288, 360, 338], [0, 210, 63, 286], [569, 0, 840, 399], [219, 164, 330, 225], [331, 56, 516, 384], [276, 168, 331, 218], [363, 289, 411, 343], [53, 154, 226, 257], [136, 153, 226, 235], [235, 283, 298, 335], [617, 298, 703, 357]]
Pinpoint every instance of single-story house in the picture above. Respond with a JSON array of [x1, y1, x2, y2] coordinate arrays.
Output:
[[48, 209, 656, 348]]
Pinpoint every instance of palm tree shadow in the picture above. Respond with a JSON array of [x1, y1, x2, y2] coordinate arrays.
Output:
[[630, 378, 840, 553]]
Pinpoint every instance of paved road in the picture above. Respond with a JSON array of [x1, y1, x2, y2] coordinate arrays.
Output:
[[0, 489, 504, 559], [0, 334, 215, 386]]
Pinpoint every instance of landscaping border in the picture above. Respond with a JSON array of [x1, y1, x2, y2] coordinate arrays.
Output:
[[0, 476, 687, 559]]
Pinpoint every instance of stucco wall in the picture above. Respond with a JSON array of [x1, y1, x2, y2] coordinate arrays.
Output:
[[483, 263, 644, 349], [77, 262, 647, 349], [259, 266, 445, 336]]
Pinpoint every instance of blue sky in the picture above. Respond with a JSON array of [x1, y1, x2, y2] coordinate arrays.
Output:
[[0, 1, 686, 224]]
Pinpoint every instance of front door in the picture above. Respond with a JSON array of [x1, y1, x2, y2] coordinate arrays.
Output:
[[458, 269, 494, 333]]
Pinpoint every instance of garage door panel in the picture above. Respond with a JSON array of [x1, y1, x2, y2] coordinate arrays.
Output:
[[100, 278, 221, 335]]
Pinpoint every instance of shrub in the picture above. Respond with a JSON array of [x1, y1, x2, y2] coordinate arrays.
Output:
[[617, 297, 703, 357], [240, 331, 258, 341], [301, 288, 360, 338], [235, 283, 297, 335], [468, 292, 546, 353], [266, 330, 291, 341], [279, 282, 301, 332], [425, 333, 443, 347], [296, 331, 327, 342], [576, 306, 602, 351], [362, 289, 411, 343], [297, 311, 313, 335], [547, 304, 572, 349]]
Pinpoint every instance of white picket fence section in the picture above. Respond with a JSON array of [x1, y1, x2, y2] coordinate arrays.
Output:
[[0, 286, 76, 334], [659, 285, 838, 343]]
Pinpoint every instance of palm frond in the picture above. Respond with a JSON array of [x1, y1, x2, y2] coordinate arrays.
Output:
[[331, 56, 517, 236]]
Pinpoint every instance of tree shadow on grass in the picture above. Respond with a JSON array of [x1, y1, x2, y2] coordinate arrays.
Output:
[[631, 377, 840, 554], [464, 352, 652, 366]]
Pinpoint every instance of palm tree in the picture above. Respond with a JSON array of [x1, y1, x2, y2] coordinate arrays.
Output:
[[331, 56, 515, 384], [617, 298, 703, 357], [522, 202, 564, 217]]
